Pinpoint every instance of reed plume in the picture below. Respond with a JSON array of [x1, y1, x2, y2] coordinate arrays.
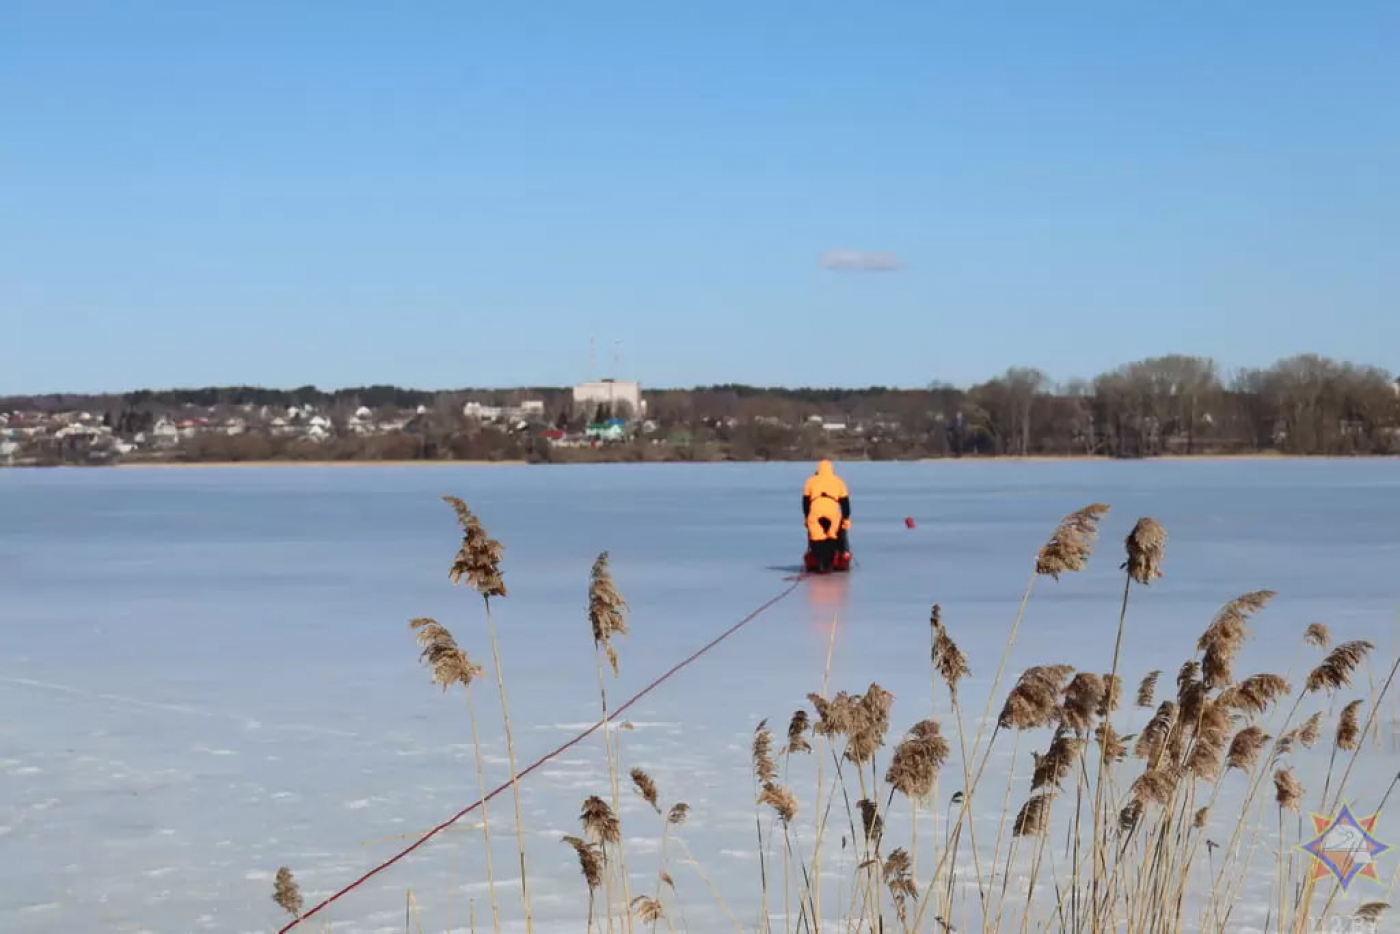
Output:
[[999, 664, 1074, 730], [1119, 799, 1144, 834], [757, 783, 799, 825], [1012, 793, 1051, 836], [752, 720, 777, 784], [1130, 766, 1182, 807], [1273, 767, 1303, 812], [1304, 623, 1331, 648], [859, 798, 882, 844], [930, 604, 970, 696], [272, 867, 303, 918], [1099, 673, 1123, 716], [1177, 659, 1201, 699], [1031, 729, 1083, 791], [630, 897, 664, 923], [844, 683, 895, 765], [1061, 672, 1107, 735], [1197, 591, 1276, 689], [1225, 725, 1271, 772], [630, 768, 659, 813], [1124, 517, 1167, 585], [409, 617, 483, 690], [1134, 701, 1177, 762], [885, 719, 950, 801], [1035, 503, 1110, 579], [588, 551, 629, 677], [1218, 673, 1291, 717], [562, 835, 604, 891], [1186, 700, 1235, 781], [443, 496, 507, 598], [1306, 640, 1375, 693], [1136, 670, 1161, 708], [1292, 711, 1324, 749], [1193, 806, 1209, 829], [1096, 722, 1128, 762], [667, 803, 689, 826], [784, 709, 812, 754], [1337, 700, 1364, 751], [807, 691, 855, 738], [581, 795, 622, 845], [884, 849, 917, 925]]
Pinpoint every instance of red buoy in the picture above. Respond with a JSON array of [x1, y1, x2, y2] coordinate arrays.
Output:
[[905, 517, 916, 529]]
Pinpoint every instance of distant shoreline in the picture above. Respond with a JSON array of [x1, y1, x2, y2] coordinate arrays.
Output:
[[111, 459, 531, 469], [27, 451, 1379, 469]]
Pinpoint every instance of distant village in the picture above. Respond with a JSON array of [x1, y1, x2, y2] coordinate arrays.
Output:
[[6, 354, 1400, 466], [1, 377, 888, 466], [1, 380, 662, 466]]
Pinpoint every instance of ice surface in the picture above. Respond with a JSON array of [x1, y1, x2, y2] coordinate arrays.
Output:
[[2, 460, 1399, 932]]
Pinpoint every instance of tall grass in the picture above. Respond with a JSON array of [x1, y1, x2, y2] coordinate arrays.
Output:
[[273, 496, 1397, 934]]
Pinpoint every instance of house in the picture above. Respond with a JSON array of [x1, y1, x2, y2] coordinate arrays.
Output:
[[585, 418, 629, 442], [463, 401, 505, 421], [573, 379, 645, 421]]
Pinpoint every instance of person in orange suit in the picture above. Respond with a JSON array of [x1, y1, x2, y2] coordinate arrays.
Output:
[[802, 459, 851, 559], [805, 493, 845, 572]]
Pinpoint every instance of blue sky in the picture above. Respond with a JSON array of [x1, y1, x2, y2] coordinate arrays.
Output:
[[2, 1, 1397, 394]]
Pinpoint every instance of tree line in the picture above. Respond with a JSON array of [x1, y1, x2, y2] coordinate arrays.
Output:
[[5, 352, 1399, 462]]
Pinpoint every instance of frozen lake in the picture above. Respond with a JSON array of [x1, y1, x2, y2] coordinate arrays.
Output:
[[2, 460, 1398, 933]]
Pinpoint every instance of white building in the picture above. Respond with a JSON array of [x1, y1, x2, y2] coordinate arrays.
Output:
[[463, 401, 505, 421], [573, 379, 645, 420]]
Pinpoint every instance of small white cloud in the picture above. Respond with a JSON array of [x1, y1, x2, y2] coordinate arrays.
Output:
[[819, 249, 902, 272]]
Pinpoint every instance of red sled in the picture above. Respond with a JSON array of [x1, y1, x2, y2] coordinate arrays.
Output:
[[803, 550, 853, 574]]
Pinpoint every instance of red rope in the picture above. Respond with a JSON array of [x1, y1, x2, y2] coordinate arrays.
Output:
[[280, 575, 806, 932]]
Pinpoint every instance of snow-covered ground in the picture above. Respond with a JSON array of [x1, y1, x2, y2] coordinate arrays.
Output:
[[2, 460, 1398, 933]]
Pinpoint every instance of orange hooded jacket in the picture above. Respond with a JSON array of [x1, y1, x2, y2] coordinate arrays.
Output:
[[806, 494, 843, 542], [802, 459, 850, 526]]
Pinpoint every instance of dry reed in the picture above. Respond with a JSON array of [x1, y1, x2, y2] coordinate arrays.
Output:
[[1337, 699, 1364, 751], [1035, 503, 1110, 579], [586, 550, 634, 933], [1135, 670, 1161, 708], [1303, 623, 1331, 648], [631, 768, 660, 814], [409, 616, 500, 930], [272, 867, 303, 919], [930, 604, 970, 697], [442, 496, 533, 934], [271, 493, 1400, 934], [589, 551, 629, 677], [1306, 640, 1375, 693], [1123, 517, 1166, 585]]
